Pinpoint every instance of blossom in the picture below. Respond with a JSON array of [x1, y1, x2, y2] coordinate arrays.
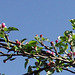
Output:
[[57, 36, 61, 40]]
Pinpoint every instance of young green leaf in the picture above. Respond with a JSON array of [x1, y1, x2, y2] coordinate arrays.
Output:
[[28, 66, 32, 72], [20, 38, 27, 44], [25, 59, 29, 69], [8, 27, 19, 31], [29, 40, 37, 44]]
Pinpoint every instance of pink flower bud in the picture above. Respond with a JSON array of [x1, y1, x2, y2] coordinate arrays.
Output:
[[68, 34, 72, 38], [2, 23, 5, 28], [35, 34, 38, 37], [51, 52, 55, 56], [40, 34, 43, 38], [16, 40, 19, 44], [55, 40, 58, 43], [70, 52, 73, 55], [47, 62, 55, 67], [16, 40, 21, 45], [67, 52, 73, 56], [46, 50, 50, 53], [50, 41, 54, 46], [67, 53, 70, 56], [47, 63, 51, 66], [73, 52, 75, 56], [51, 61, 55, 64], [18, 42, 21, 45], [34, 46, 37, 50]]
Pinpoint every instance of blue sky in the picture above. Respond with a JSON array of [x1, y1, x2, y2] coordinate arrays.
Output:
[[0, 0, 75, 75]]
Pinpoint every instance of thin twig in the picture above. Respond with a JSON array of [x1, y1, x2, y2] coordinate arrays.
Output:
[[63, 68, 75, 74]]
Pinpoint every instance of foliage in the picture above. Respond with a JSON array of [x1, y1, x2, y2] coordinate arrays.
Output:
[[0, 19, 75, 75]]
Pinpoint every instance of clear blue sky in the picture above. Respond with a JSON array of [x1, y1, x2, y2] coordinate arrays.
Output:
[[0, 0, 75, 75]]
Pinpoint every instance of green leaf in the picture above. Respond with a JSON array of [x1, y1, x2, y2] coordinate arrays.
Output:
[[56, 67, 63, 72], [60, 36, 68, 42], [69, 19, 75, 30], [29, 40, 37, 44], [41, 37, 50, 42], [35, 36, 40, 41], [64, 43, 68, 50], [34, 57, 39, 62], [8, 27, 19, 31], [2, 74, 5, 75], [68, 50, 71, 52], [20, 38, 27, 44], [4, 27, 8, 31], [72, 26, 75, 30], [36, 67, 39, 70], [69, 19, 75, 24], [58, 47, 64, 54], [0, 34, 4, 38], [25, 59, 29, 69], [64, 30, 72, 36], [23, 44, 33, 52], [37, 47, 43, 51], [72, 34, 75, 40], [46, 68, 55, 75], [28, 66, 32, 72], [55, 42, 66, 47]]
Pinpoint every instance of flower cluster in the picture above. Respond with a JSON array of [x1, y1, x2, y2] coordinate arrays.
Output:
[[35, 34, 43, 38], [16, 40, 21, 45], [50, 40, 58, 46], [46, 50, 55, 56], [67, 52, 75, 57]]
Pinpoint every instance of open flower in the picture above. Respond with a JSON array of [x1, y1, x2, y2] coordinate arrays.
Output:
[[57, 36, 61, 40]]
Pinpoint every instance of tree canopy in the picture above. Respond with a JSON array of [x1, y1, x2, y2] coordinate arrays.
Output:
[[0, 19, 75, 75]]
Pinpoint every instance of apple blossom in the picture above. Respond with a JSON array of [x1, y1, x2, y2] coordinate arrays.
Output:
[[57, 36, 61, 40]]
